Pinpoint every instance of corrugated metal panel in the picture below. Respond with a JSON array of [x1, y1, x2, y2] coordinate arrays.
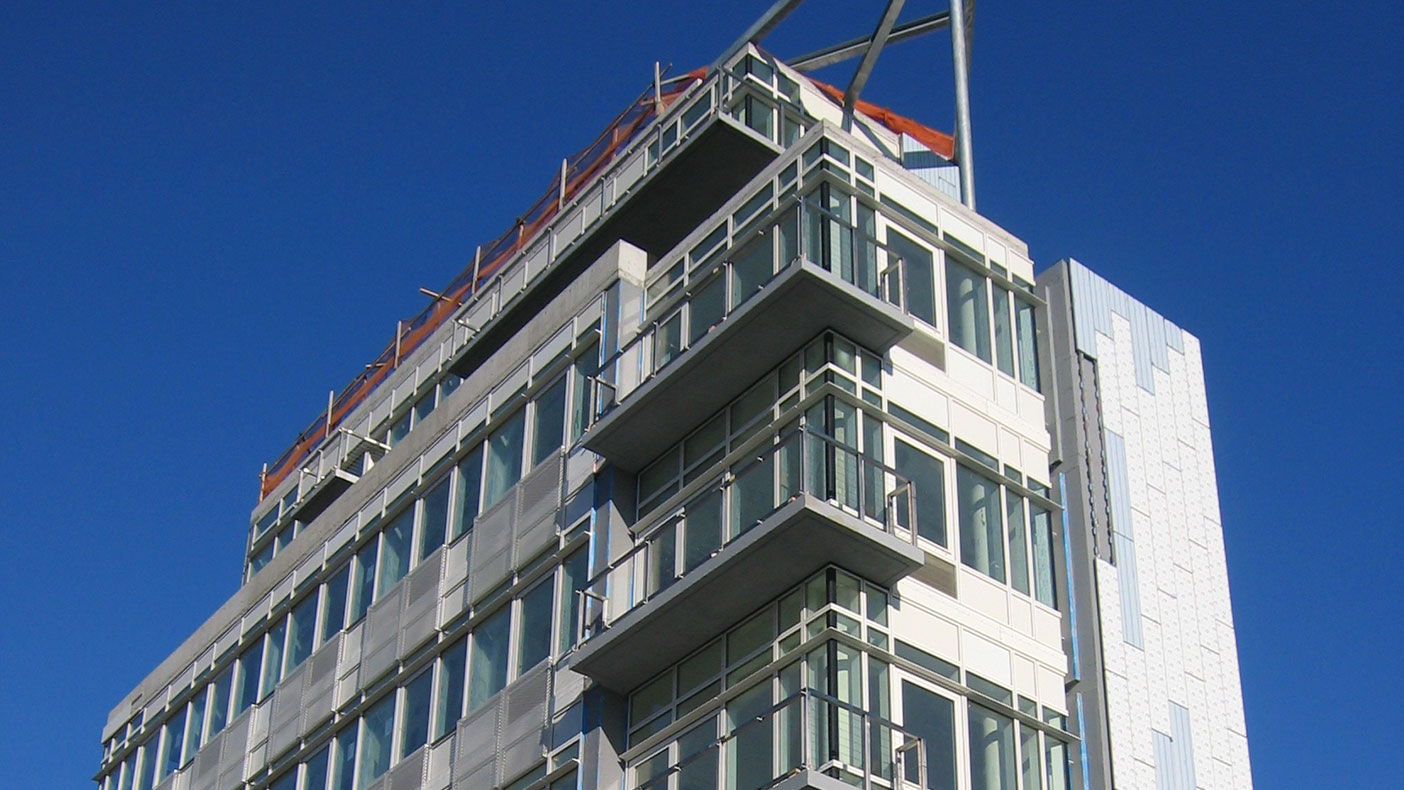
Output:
[[1112, 533, 1144, 648], [1164, 318, 1184, 353], [1153, 730, 1177, 790]]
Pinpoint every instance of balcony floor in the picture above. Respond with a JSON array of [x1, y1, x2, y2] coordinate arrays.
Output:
[[569, 493, 924, 693], [584, 262, 914, 471]]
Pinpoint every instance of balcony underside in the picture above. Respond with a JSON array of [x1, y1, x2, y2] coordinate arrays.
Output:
[[584, 264, 915, 471], [570, 494, 924, 693], [452, 117, 778, 377]]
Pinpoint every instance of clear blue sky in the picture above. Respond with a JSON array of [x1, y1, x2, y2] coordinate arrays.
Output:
[[2, 1, 1399, 787]]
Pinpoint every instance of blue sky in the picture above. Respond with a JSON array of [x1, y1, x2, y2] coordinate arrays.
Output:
[[1, 1, 1400, 787]]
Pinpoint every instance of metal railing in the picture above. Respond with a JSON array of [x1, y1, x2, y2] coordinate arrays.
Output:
[[632, 687, 927, 790], [578, 428, 916, 643], [593, 195, 910, 419]]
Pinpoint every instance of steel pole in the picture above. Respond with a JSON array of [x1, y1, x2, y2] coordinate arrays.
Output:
[[950, 0, 975, 209]]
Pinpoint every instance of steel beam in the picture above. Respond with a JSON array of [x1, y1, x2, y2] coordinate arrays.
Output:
[[950, 0, 975, 208], [841, 0, 907, 129], [711, 0, 807, 72], [789, 12, 950, 73]]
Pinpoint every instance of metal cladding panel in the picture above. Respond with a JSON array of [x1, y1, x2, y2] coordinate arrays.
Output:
[[216, 714, 249, 790], [302, 636, 340, 732], [1154, 730, 1178, 790], [1105, 431, 1134, 542], [389, 750, 427, 790], [191, 730, 223, 790], [515, 454, 563, 537], [1170, 702, 1198, 790], [425, 738, 454, 790], [401, 551, 443, 658], [267, 663, 306, 761], [452, 697, 500, 787], [363, 587, 404, 685], [469, 495, 515, 601]]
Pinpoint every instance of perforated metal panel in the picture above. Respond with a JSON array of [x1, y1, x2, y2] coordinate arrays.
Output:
[[499, 664, 550, 781], [469, 496, 515, 602], [362, 585, 404, 686], [190, 730, 223, 790], [216, 714, 248, 790], [266, 663, 306, 761], [401, 551, 443, 658], [389, 750, 427, 790], [452, 697, 500, 789], [302, 635, 339, 732]]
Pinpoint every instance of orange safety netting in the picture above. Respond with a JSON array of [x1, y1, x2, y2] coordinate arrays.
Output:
[[258, 68, 707, 501], [259, 63, 953, 502]]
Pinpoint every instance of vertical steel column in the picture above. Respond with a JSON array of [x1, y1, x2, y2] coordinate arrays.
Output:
[[949, 0, 975, 209]]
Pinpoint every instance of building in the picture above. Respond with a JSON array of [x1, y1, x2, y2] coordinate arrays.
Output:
[[94, 17, 1251, 790]]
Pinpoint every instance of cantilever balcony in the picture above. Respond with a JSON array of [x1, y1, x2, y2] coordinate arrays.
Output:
[[584, 195, 917, 472], [571, 428, 925, 692]]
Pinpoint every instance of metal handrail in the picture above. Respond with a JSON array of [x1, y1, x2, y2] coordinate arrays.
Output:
[[632, 686, 927, 790], [575, 427, 917, 643]]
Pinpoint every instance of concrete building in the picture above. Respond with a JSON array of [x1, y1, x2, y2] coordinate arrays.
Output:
[[94, 23, 1251, 790]]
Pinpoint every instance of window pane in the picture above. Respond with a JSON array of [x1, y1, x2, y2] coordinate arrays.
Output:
[[304, 744, 330, 790], [1007, 493, 1030, 595], [517, 579, 554, 675], [182, 690, 205, 764], [261, 620, 286, 699], [570, 340, 600, 442], [235, 640, 263, 715], [400, 669, 433, 758], [434, 638, 468, 741], [683, 488, 723, 572], [992, 285, 1015, 376], [287, 594, 317, 672], [1015, 300, 1040, 390], [418, 476, 451, 560], [558, 548, 589, 655], [888, 230, 934, 326], [452, 446, 484, 542], [729, 453, 775, 538], [332, 727, 357, 790], [900, 681, 956, 790], [1030, 505, 1057, 608], [958, 466, 1005, 582], [730, 234, 775, 309], [726, 683, 774, 790], [206, 665, 232, 737], [895, 440, 946, 547], [378, 508, 413, 596], [350, 541, 378, 624], [270, 770, 297, 790], [532, 377, 568, 466], [321, 564, 350, 642], [159, 708, 185, 779], [484, 410, 526, 508], [689, 270, 726, 345], [468, 607, 511, 711], [1021, 725, 1043, 790], [968, 704, 1015, 790], [1045, 736, 1070, 790], [136, 744, 156, 790], [947, 260, 991, 362], [358, 695, 395, 788]]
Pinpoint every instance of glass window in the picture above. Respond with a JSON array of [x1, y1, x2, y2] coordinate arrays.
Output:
[[689, 270, 726, 345], [249, 542, 273, 579], [400, 669, 433, 758], [418, 475, 451, 560], [484, 410, 526, 508], [570, 340, 600, 442], [1030, 505, 1057, 608], [321, 564, 350, 642], [958, 466, 1005, 582], [992, 285, 1015, 376], [378, 508, 413, 596], [895, 440, 946, 547], [304, 744, 330, 790], [468, 607, 511, 711], [532, 376, 568, 466], [452, 445, 483, 542], [434, 638, 468, 741], [517, 578, 554, 675], [234, 639, 263, 715], [206, 665, 232, 737], [901, 681, 956, 790], [888, 230, 935, 326], [1007, 492, 1030, 595], [269, 769, 297, 790], [182, 690, 205, 765], [359, 694, 395, 789], [287, 594, 317, 673], [159, 707, 185, 780], [947, 260, 991, 362], [332, 726, 357, 790], [136, 744, 156, 790], [261, 619, 286, 699], [1045, 734, 1070, 790], [1021, 724, 1043, 790], [349, 541, 378, 624], [1016, 300, 1040, 390], [389, 412, 411, 446], [558, 548, 589, 655], [968, 704, 1015, 790], [730, 234, 775, 309]]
